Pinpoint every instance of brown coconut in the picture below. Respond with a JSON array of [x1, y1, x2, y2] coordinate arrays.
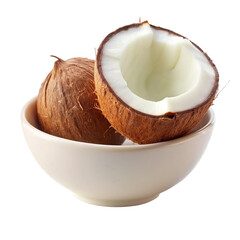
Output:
[[94, 22, 219, 144], [37, 56, 125, 145]]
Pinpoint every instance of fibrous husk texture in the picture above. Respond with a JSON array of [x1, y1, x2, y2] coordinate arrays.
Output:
[[37, 57, 125, 145]]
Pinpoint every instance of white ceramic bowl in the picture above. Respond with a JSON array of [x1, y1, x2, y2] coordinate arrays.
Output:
[[21, 97, 215, 207]]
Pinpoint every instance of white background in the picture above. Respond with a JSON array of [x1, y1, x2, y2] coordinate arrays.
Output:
[[0, 0, 239, 239]]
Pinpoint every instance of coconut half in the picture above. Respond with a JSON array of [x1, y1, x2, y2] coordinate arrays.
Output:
[[95, 21, 219, 144]]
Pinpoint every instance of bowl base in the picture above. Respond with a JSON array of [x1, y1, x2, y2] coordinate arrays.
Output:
[[74, 194, 160, 207]]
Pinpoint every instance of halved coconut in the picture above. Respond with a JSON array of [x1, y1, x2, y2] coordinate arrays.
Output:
[[95, 21, 219, 144]]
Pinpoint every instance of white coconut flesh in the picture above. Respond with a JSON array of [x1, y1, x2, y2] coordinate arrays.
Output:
[[101, 22, 216, 116]]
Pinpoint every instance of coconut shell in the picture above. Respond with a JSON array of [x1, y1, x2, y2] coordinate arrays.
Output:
[[37, 57, 125, 145], [95, 22, 219, 144]]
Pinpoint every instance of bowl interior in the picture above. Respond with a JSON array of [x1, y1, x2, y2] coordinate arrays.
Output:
[[24, 97, 41, 129]]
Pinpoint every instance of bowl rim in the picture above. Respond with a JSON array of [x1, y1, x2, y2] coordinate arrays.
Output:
[[21, 96, 215, 150]]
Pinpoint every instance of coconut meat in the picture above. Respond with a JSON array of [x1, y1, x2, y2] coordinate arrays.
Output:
[[101, 22, 216, 115]]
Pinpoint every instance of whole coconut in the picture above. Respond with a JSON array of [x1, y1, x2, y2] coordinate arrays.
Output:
[[37, 56, 125, 145]]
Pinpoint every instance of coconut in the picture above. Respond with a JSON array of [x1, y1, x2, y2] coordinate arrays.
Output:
[[37, 56, 125, 145], [95, 21, 219, 144]]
